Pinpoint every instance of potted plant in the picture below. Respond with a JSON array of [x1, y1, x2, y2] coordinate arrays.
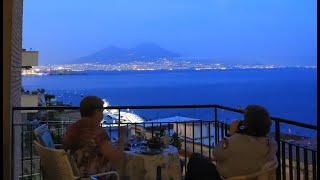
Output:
[[170, 133, 182, 150]]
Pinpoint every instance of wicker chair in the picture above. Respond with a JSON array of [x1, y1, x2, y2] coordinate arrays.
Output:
[[223, 160, 278, 180], [34, 141, 119, 180]]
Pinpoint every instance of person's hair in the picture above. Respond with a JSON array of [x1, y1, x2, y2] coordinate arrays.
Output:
[[80, 96, 104, 117], [244, 105, 271, 137]]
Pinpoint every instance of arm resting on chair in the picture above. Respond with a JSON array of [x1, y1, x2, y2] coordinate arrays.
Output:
[[55, 144, 63, 149], [90, 171, 119, 180]]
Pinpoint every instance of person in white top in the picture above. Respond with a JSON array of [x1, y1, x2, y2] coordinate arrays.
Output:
[[186, 105, 278, 180]]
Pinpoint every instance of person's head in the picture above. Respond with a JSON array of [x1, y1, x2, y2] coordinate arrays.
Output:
[[80, 96, 104, 123], [243, 105, 271, 137]]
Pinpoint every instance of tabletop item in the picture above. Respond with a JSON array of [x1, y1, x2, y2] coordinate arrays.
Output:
[[161, 136, 173, 148], [122, 145, 182, 180], [170, 133, 182, 150], [147, 136, 162, 149], [139, 147, 163, 155]]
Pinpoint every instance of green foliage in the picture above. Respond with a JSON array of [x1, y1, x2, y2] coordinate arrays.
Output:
[[45, 94, 56, 106], [51, 128, 63, 144], [37, 88, 46, 93], [160, 129, 165, 136], [31, 91, 38, 95], [45, 94, 55, 99]]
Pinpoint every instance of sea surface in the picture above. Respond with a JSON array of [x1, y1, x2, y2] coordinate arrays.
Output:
[[22, 68, 317, 137]]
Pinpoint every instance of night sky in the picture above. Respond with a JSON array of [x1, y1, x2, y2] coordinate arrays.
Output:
[[23, 0, 317, 65]]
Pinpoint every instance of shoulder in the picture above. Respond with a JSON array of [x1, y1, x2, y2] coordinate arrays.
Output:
[[65, 119, 94, 137], [215, 137, 233, 150], [232, 134, 276, 143], [96, 126, 106, 134], [268, 137, 277, 145], [67, 119, 85, 129], [253, 136, 277, 147], [65, 122, 79, 135], [76, 118, 94, 127], [221, 138, 230, 149], [95, 126, 110, 141], [227, 133, 248, 143], [266, 137, 278, 149], [225, 133, 257, 149]]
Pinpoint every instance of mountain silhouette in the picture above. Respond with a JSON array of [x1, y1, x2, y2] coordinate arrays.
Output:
[[75, 43, 180, 64]]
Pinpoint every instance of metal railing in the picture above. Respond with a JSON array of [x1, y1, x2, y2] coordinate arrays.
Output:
[[12, 105, 317, 180]]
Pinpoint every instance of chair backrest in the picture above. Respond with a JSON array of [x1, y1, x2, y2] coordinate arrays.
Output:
[[33, 124, 55, 148], [224, 160, 278, 180], [34, 141, 77, 180]]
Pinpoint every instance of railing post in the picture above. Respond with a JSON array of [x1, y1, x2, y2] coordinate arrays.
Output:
[[296, 146, 300, 180], [126, 123, 129, 139], [303, 148, 308, 180], [192, 122, 195, 153], [118, 109, 121, 139], [312, 150, 316, 180], [200, 120, 203, 155], [134, 123, 137, 136], [151, 122, 154, 138], [214, 107, 218, 145], [275, 119, 281, 180], [288, 143, 293, 179], [184, 121, 187, 173], [30, 127, 33, 179], [176, 122, 178, 136], [156, 166, 161, 180], [208, 121, 211, 160]]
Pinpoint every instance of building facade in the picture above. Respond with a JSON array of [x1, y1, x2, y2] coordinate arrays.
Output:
[[3, 0, 23, 179]]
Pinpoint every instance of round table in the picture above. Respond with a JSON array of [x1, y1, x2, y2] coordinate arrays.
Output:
[[121, 145, 182, 180]]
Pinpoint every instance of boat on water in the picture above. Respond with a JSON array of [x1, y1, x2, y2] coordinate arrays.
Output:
[[100, 99, 144, 128]]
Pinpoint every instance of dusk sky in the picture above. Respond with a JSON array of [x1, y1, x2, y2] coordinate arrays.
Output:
[[23, 0, 317, 65]]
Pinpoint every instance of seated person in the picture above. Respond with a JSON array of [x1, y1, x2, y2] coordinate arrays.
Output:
[[185, 153, 221, 180], [186, 105, 277, 180], [63, 96, 127, 179]]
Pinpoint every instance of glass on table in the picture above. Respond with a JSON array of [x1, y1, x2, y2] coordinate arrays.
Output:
[[119, 126, 128, 144]]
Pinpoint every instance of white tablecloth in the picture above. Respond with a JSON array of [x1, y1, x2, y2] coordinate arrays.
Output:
[[121, 145, 182, 180]]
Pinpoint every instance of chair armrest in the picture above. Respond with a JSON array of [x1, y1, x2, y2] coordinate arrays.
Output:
[[55, 144, 63, 149], [90, 171, 119, 180]]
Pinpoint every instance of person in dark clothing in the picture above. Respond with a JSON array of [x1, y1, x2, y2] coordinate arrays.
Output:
[[185, 153, 221, 180]]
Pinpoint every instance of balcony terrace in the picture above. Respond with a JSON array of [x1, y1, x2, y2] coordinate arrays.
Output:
[[12, 105, 317, 180]]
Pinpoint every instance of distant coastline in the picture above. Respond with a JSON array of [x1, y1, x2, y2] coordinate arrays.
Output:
[[22, 61, 317, 76]]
